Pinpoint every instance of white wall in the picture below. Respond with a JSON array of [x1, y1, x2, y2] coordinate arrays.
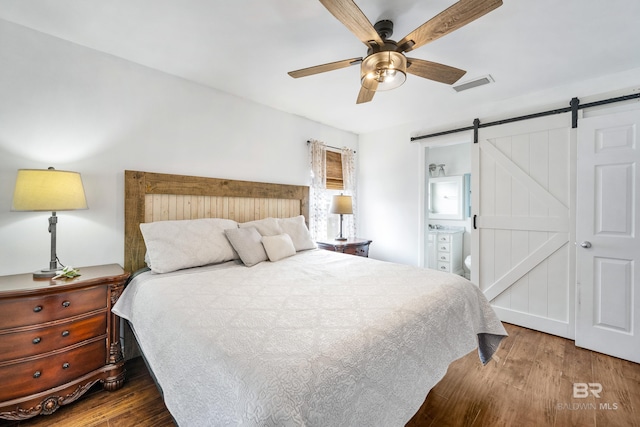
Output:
[[359, 70, 640, 266], [0, 20, 357, 275], [426, 143, 471, 180], [358, 126, 421, 265]]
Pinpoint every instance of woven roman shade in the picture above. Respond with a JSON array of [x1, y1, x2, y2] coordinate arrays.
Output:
[[325, 150, 344, 190]]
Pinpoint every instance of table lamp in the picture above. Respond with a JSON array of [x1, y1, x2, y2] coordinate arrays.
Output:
[[329, 194, 353, 241], [11, 167, 88, 278]]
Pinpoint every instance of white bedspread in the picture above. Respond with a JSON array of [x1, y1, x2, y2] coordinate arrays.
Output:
[[113, 249, 506, 427]]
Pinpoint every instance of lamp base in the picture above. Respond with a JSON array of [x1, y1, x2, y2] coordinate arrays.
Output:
[[33, 268, 58, 279], [335, 237, 347, 241]]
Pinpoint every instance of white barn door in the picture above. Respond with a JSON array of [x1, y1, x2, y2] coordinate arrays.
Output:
[[471, 114, 575, 338], [576, 108, 640, 363]]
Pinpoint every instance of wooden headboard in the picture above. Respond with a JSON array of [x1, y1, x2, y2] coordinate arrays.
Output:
[[124, 170, 310, 273]]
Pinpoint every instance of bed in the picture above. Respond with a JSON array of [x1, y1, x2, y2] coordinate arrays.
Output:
[[114, 170, 507, 426]]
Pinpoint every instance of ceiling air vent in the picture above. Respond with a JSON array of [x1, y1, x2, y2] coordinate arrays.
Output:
[[453, 75, 494, 92]]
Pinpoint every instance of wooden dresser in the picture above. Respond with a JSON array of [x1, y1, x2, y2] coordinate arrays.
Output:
[[0, 264, 129, 420], [316, 238, 372, 257]]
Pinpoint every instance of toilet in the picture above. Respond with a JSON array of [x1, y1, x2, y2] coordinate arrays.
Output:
[[463, 255, 471, 279]]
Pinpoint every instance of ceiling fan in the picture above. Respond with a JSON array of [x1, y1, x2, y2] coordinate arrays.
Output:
[[288, 0, 503, 104]]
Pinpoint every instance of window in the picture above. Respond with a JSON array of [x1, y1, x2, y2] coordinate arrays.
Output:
[[325, 150, 344, 190]]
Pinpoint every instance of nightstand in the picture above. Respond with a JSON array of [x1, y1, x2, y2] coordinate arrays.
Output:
[[0, 264, 129, 420], [316, 238, 372, 257]]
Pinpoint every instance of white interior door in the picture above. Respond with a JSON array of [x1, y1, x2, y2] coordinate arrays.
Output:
[[472, 114, 575, 338], [576, 108, 640, 363]]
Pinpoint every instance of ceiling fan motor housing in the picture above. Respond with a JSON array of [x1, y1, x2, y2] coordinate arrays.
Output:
[[373, 20, 394, 40]]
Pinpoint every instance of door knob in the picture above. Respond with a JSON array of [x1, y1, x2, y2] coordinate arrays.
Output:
[[580, 241, 592, 248]]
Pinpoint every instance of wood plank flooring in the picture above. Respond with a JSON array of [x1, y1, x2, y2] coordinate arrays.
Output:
[[2, 323, 639, 426], [407, 323, 640, 427]]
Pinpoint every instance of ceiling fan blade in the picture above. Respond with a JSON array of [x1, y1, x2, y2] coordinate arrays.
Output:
[[319, 0, 384, 47], [398, 0, 503, 52], [288, 57, 362, 78], [356, 82, 377, 104], [406, 58, 466, 85]]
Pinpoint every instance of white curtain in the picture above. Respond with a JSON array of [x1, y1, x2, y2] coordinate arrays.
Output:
[[309, 139, 328, 240], [341, 147, 357, 238]]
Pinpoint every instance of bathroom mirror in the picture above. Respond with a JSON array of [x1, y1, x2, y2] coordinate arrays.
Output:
[[428, 175, 464, 220]]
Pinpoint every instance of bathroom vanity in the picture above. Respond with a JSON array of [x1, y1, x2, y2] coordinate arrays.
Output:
[[427, 228, 464, 276]]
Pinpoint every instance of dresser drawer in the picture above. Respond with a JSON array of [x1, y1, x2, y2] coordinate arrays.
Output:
[[0, 286, 106, 330], [0, 314, 106, 363], [354, 245, 369, 257], [342, 244, 369, 257], [437, 243, 451, 252], [438, 262, 452, 272], [437, 253, 450, 262], [0, 338, 106, 402]]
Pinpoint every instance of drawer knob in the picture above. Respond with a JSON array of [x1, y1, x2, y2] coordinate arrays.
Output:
[[33, 305, 43, 313], [62, 301, 71, 308], [33, 371, 41, 378], [440, 266, 447, 270], [32, 337, 42, 344], [440, 256, 446, 260], [62, 362, 70, 369], [61, 330, 70, 337], [440, 246, 447, 250]]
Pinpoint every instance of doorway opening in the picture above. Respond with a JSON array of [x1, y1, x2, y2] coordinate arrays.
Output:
[[420, 138, 472, 278]]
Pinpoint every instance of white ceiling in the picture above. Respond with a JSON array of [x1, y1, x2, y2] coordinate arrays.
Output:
[[1, 0, 639, 134]]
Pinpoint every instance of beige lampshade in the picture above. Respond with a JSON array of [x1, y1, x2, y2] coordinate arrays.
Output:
[[329, 194, 353, 215], [12, 169, 88, 212]]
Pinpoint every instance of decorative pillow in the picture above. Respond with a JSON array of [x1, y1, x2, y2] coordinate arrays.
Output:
[[224, 227, 268, 267], [262, 234, 297, 262], [277, 215, 316, 251], [239, 217, 283, 236], [140, 218, 239, 273]]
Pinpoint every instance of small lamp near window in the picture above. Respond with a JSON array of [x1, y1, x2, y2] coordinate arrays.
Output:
[[329, 194, 353, 241], [11, 167, 88, 278]]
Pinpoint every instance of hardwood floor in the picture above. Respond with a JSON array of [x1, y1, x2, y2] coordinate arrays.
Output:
[[2, 323, 639, 426], [407, 323, 640, 427]]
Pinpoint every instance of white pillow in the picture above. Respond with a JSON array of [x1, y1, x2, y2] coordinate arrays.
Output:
[[277, 215, 316, 251], [261, 234, 296, 262], [224, 227, 268, 267], [239, 217, 283, 236], [140, 218, 239, 273]]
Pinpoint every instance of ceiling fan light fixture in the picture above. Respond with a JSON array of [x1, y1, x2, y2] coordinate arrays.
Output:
[[382, 67, 396, 81], [288, 0, 503, 104], [360, 51, 406, 91]]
